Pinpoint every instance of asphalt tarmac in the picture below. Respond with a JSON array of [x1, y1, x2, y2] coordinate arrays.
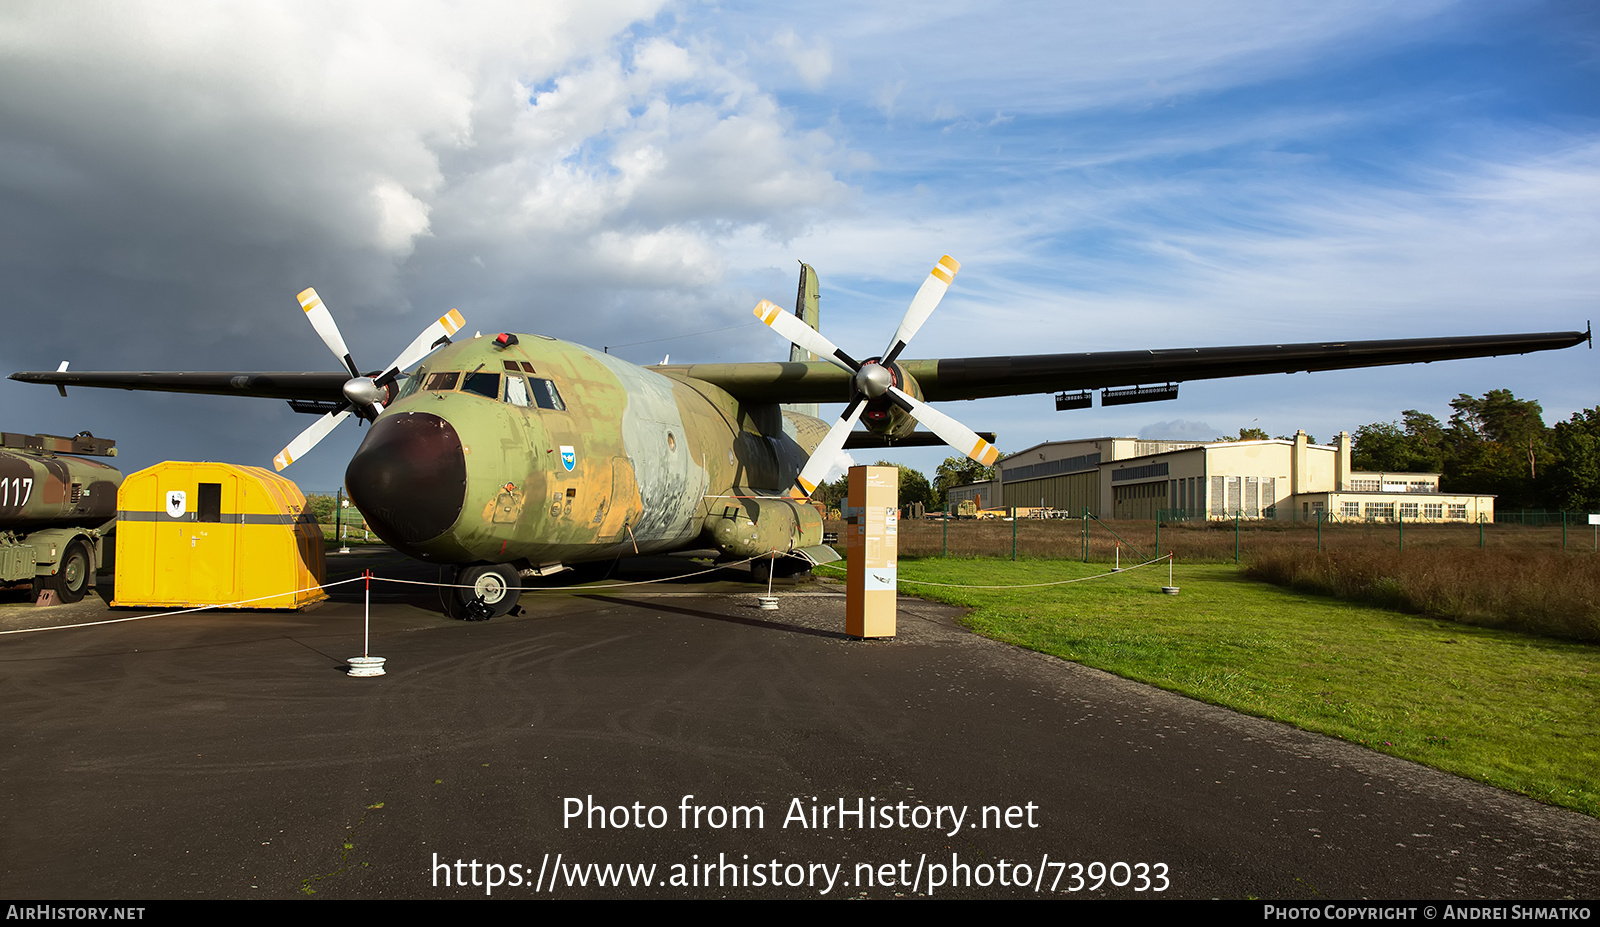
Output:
[[1, 548, 1597, 900]]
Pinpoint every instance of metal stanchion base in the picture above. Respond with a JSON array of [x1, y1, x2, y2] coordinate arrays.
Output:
[[347, 656, 386, 677]]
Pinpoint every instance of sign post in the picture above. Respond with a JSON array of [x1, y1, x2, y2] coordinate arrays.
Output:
[[846, 465, 898, 639]]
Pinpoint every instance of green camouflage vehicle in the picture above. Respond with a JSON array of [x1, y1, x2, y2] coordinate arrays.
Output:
[[0, 432, 121, 603]]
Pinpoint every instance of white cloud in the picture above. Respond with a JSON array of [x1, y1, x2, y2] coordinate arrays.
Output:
[[771, 27, 833, 89], [0, 1, 853, 350]]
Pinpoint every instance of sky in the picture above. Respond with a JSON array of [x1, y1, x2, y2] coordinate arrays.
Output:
[[1, 0, 1596, 492]]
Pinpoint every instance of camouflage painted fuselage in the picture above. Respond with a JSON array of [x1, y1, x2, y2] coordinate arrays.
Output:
[[344, 333, 830, 567]]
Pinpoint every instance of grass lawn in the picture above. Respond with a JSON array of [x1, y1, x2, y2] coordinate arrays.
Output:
[[860, 557, 1600, 818]]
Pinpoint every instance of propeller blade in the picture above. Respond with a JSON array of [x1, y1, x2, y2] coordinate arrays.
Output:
[[887, 386, 999, 466], [297, 288, 360, 379], [795, 397, 867, 497], [753, 300, 859, 373], [274, 406, 352, 471], [881, 255, 959, 365], [376, 308, 467, 383]]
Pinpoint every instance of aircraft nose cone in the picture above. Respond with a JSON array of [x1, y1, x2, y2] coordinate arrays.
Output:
[[345, 411, 466, 547]]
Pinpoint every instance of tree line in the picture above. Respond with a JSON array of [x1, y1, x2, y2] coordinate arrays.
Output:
[[1353, 389, 1599, 511]]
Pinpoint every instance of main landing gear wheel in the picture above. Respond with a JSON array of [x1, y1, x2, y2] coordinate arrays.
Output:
[[446, 563, 521, 621], [751, 555, 813, 586], [35, 539, 91, 604]]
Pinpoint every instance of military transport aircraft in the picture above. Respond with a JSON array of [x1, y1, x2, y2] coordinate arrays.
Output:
[[10, 257, 1590, 618]]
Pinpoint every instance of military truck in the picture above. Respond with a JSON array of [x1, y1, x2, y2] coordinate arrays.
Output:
[[0, 432, 121, 603]]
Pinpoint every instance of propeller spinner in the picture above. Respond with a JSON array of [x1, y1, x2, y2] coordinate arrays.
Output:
[[273, 288, 465, 471], [754, 255, 1000, 497]]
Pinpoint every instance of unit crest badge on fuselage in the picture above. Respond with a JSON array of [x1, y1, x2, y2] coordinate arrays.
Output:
[[560, 446, 576, 471]]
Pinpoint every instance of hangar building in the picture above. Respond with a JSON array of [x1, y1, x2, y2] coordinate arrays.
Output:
[[949, 431, 1493, 523]]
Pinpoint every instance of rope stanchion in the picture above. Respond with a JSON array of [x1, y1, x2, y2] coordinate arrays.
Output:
[[348, 569, 385, 677]]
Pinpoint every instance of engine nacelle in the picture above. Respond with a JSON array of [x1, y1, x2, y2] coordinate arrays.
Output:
[[859, 362, 924, 438], [703, 495, 824, 559]]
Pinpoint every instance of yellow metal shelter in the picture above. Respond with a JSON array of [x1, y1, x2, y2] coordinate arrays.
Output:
[[114, 462, 327, 609]]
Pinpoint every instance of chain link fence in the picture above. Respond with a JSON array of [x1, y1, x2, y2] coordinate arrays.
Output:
[[303, 491, 376, 545], [858, 509, 1600, 563]]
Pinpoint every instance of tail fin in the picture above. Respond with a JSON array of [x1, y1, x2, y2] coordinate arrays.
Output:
[[789, 262, 821, 363], [785, 262, 822, 419]]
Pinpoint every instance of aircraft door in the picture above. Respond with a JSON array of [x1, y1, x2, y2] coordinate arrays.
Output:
[[598, 457, 643, 543]]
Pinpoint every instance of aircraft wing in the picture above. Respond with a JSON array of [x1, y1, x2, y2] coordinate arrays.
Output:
[[660, 329, 1590, 404], [6, 371, 351, 402]]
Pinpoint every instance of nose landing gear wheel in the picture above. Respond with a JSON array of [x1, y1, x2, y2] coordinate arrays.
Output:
[[445, 563, 521, 620]]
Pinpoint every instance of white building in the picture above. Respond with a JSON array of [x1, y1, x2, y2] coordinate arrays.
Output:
[[966, 431, 1492, 523]]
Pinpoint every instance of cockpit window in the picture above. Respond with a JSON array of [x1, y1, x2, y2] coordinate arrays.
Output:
[[415, 368, 557, 408], [529, 378, 565, 411], [504, 375, 530, 407], [396, 370, 422, 399], [424, 371, 460, 391], [461, 372, 500, 399], [502, 375, 565, 411]]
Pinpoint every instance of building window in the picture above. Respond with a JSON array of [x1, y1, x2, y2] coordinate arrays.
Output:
[[1342, 501, 1360, 519], [1364, 502, 1395, 521], [1424, 503, 1443, 520], [1448, 504, 1467, 520], [1400, 502, 1418, 519]]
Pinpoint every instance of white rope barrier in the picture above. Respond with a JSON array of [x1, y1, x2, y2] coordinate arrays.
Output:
[[0, 576, 367, 635], [2, 553, 1175, 636], [0, 556, 776, 634], [814, 554, 1173, 589]]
